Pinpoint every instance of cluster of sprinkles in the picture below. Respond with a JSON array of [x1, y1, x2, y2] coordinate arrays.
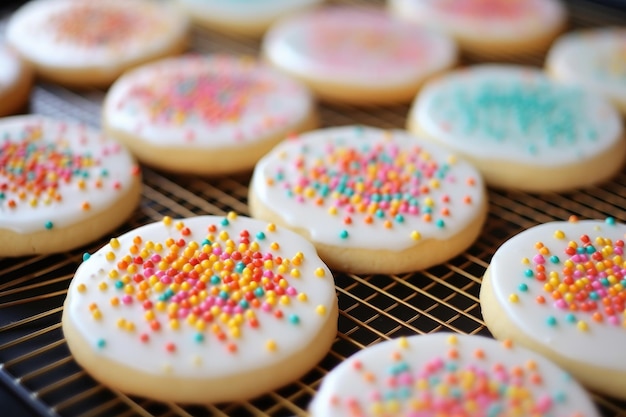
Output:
[[329, 335, 580, 417], [434, 76, 598, 155], [47, 4, 157, 47], [80, 213, 327, 355], [0, 122, 132, 229], [266, 128, 477, 241], [511, 217, 626, 331]]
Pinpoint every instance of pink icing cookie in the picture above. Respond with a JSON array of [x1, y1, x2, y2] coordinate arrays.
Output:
[[0, 115, 141, 257], [249, 125, 487, 274], [481, 217, 626, 399], [309, 333, 600, 417], [62, 213, 338, 403], [0, 44, 33, 116], [262, 6, 457, 105], [103, 54, 317, 175], [5, 0, 189, 87]]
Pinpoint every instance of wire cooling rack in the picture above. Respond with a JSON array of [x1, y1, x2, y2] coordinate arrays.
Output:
[[1, 0, 626, 416]]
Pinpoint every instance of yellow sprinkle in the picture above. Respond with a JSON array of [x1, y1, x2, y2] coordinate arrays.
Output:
[[116, 318, 126, 328], [108, 270, 119, 279], [554, 230, 565, 239], [145, 310, 155, 321], [124, 284, 134, 294], [98, 282, 108, 291], [398, 337, 409, 349], [110, 238, 120, 249], [577, 321, 588, 332], [410, 231, 421, 241], [271, 242, 280, 250], [227, 211, 237, 220], [267, 223, 276, 232], [447, 334, 458, 345], [290, 268, 301, 278], [219, 231, 229, 241], [315, 267, 326, 277], [170, 319, 180, 330], [92, 309, 102, 320], [110, 297, 119, 306], [509, 294, 519, 303], [316, 305, 327, 315], [328, 206, 338, 215], [297, 292, 308, 302], [521, 257, 530, 265], [163, 216, 172, 226], [175, 221, 184, 230], [266, 339, 277, 352], [77, 283, 87, 293], [125, 322, 135, 332], [280, 295, 290, 305]]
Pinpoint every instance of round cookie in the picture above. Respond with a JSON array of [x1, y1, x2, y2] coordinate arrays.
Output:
[[309, 333, 600, 417], [0, 44, 33, 116], [5, 0, 189, 87], [261, 6, 457, 105], [388, 0, 566, 58], [0, 115, 141, 257], [546, 28, 626, 115], [62, 213, 338, 403], [249, 126, 487, 274], [480, 218, 626, 399], [174, 0, 324, 37], [407, 64, 626, 192], [103, 54, 317, 175]]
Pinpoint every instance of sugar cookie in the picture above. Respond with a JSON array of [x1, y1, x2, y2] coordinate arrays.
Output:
[[309, 333, 600, 417], [5, 0, 189, 87], [546, 27, 626, 115], [249, 126, 487, 274], [103, 54, 317, 175], [62, 213, 338, 403], [0, 115, 141, 257], [408, 65, 626, 192], [174, 0, 323, 37], [0, 44, 33, 116], [388, 0, 566, 58], [481, 218, 626, 399], [262, 6, 457, 105]]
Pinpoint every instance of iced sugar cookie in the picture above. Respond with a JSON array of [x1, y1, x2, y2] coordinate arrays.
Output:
[[481, 218, 626, 399], [174, 0, 324, 37], [0, 115, 141, 257], [546, 28, 626, 115], [0, 44, 33, 116], [408, 65, 626, 192], [262, 6, 457, 105], [309, 333, 600, 417], [62, 213, 338, 403], [103, 54, 317, 175], [5, 0, 189, 87], [388, 0, 566, 58], [249, 126, 487, 274]]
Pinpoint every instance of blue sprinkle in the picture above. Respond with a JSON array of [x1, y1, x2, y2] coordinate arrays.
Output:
[[289, 314, 300, 325], [194, 333, 204, 343], [221, 218, 229, 226], [606, 217, 616, 226], [96, 339, 106, 349], [82, 253, 91, 262], [210, 275, 221, 285], [256, 231, 266, 240], [339, 230, 349, 239]]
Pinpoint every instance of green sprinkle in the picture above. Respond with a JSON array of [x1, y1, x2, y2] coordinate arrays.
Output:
[[44, 221, 54, 230], [339, 230, 349, 239]]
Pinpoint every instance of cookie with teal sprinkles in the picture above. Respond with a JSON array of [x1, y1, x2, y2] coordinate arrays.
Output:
[[249, 125, 487, 274], [481, 217, 626, 399], [62, 213, 338, 403], [0, 115, 141, 257], [407, 64, 626, 192], [309, 333, 600, 417]]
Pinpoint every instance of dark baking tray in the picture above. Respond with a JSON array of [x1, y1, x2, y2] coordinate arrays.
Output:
[[1, 0, 626, 416]]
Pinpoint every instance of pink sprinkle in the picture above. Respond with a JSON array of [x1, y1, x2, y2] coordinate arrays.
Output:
[[533, 254, 545, 264], [122, 295, 133, 304]]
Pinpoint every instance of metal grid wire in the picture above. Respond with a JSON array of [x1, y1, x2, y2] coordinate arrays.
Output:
[[1, 0, 626, 416]]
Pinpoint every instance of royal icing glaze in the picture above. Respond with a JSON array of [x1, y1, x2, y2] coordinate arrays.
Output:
[[64, 214, 337, 378], [389, 0, 565, 43], [547, 28, 626, 111], [5, 0, 188, 70], [0, 45, 22, 93], [0, 115, 139, 234], [251, 126, 485, 251], [309, 333, 599, 417], [262, 7, 456, 86], [488, 218, 626, 372], [103, 54, 314, 148], [412, 65, 623, 166]]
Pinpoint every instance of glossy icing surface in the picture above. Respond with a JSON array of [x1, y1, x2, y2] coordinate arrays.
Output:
[[64, 214, 337, 377], [251, 126, 485, 250], [489, 219, 626, 371], [309, 333, 599, 417], [413, 65, 623, 166], [263, 6, 456, 85], [104, 54, 314, 148], [6, 0, 188, 69], [0, 115, 139, 234], [176, 0, 323, 22], [547, 28, 626, 107]]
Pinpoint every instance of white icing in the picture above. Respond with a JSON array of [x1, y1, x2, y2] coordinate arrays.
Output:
[[0, 115, 139, 234], [64, 215, 337, 378], [0, 45, 22, 93], [250, 126, 485, 250], [388, 0, 565, 43], [547, 28, 626, 109], [489, 219, 626, 372], [5, 0, 188, 72], [262, 6, 456, 86], [412, 65, 623, 166], [103, 54, 314, 148], [309, 333, 599, 417], [175, 0, 323, 25]]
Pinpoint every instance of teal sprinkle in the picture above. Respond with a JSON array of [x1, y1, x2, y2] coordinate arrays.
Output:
[[600, 278, 610, 287], [101, 169, 109, 177], [524, 269, 534, 278], [288, 314, 300, 325], [389, 362, 409, 375], [554, 391, 567, 403], [286, 190, 294, 198], [82, 253, 91, 262], [96, 339, 106, 349], [221, 218, 229, 226], [445, 362, 458, 372], [201, 239, 212, 246], [518, 283, 528, 292], [339, 230, 349, 239], [488, 404, 503, 417], [164, 288, 174, 299], [395, 214, 405, 223], [375, 209, 385, 218], [219, 290, 229, 300], [423, 206, 432, 214], [194, 333, 204, 343], [235, 262, 246, 273], [436, 219, 445, 228], [210, 275, 221, 285], [547, 316, 557, 326], [254, 287, 264, 297], [549, 255, 560, 264], [586, 245, 596, 254], [565, 313, 576, 324], [276, 171, 284, 181], [606, 217, 616, 225], [0, 192, 4, 199], [398, 386, 411, 399], [239, 299, 249, 309], [115, 281, 124, 289], [256, 231, 266, 240], [44, 221, 54, 230]]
